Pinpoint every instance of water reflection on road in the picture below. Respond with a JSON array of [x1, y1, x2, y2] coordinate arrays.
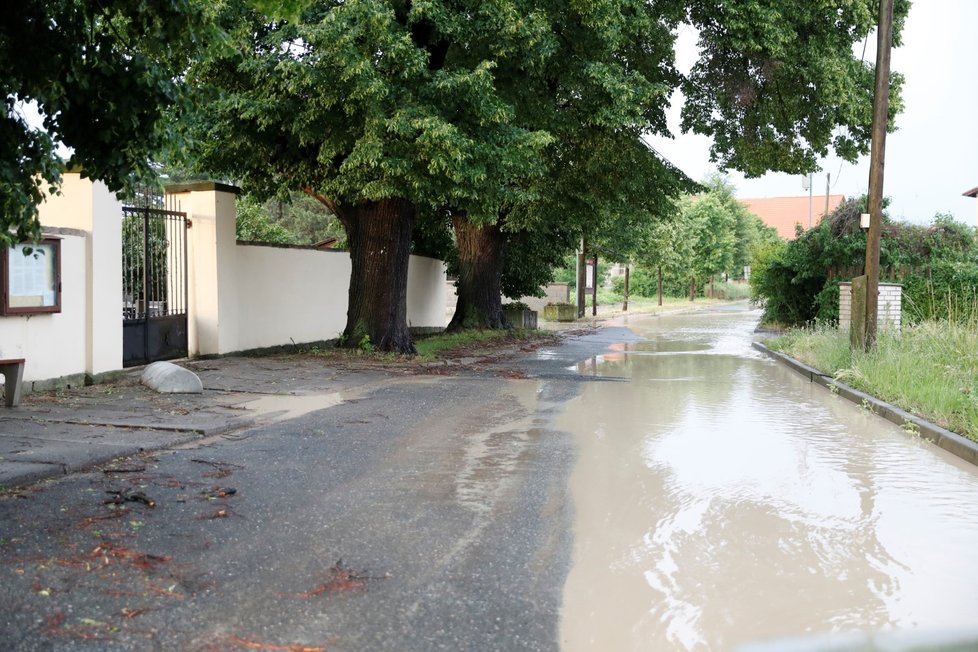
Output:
[[558, 305, 978, 651]]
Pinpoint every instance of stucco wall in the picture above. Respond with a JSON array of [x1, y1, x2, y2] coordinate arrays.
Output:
[[226, 244, 446, 351], [406, 254, 448, 329], [230, 244, 351, 351], [0, 232, 88, 384], [1, 173, 124, 386]]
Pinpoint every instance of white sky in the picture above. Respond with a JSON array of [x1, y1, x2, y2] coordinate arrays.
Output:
[[647, 0, 978, 226]]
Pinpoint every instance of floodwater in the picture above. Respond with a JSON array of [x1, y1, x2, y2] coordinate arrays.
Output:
[[558, 305, 978, 651]]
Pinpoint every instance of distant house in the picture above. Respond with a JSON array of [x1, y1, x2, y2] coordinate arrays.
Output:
[[739, 194, 846, 240], [964, 186, 977, 227]]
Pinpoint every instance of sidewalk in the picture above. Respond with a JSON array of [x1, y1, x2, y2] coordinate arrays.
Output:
[[0, 355, 381, 490]]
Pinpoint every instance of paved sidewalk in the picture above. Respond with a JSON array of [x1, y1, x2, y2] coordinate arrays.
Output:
[[0, 356, 383, 490]]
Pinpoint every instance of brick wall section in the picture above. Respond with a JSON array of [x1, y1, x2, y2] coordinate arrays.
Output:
[[838, 282, 902, 332]]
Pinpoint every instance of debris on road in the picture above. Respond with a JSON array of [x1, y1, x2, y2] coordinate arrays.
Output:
[[104, 490, 156, 508]]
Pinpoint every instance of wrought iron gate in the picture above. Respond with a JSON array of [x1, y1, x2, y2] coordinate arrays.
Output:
[[122, 191, 189, 367]]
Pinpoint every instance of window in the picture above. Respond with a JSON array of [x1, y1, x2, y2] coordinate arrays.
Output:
[[1, 238, 61, 315]]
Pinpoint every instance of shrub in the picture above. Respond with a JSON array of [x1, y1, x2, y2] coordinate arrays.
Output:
[[750, 198, 978, 328]]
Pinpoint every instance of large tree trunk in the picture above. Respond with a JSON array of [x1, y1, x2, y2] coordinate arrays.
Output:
[[337, 198, 416, 353], [448, 214, 506, 331]]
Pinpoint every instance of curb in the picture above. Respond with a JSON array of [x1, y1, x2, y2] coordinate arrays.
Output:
[[752, 341, 978, 467]]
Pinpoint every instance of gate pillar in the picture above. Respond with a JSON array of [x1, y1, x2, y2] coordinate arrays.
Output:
[[164, 182, 241, 357], [39, 173, 123, 376]]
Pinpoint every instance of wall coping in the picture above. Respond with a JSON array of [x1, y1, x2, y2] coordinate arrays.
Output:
[[236, 240, 348, 253], [838, 281, 904, 288], [165, 181, 242, 195], [39, 227, 88, 238]]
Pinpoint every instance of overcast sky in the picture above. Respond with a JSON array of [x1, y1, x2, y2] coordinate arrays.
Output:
[[647, 0, 978, 227]]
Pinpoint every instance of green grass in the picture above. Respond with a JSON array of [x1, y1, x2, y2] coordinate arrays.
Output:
[[770, 321, 978, 440], [413, 328, 538, 359]]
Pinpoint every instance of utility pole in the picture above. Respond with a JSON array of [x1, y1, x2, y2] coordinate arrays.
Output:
[[577, 238, 587, 319], [862, 0, 894, 350], [803, 173, 812, 228], [825, 172, 831, 220]]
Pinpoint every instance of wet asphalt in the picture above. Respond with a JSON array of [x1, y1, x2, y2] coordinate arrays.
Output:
[[0, 329, 625, 651]]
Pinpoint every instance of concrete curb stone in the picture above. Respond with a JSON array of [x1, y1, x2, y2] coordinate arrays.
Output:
[[752, 341, 978, 467]]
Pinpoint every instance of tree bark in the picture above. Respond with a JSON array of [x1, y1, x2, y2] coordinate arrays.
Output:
[[447, 214, 507, 331], [337, 198, 416, 353]]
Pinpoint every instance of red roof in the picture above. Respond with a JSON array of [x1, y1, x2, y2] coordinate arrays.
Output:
[[739, 194, 846, 240], [964, 186, 978, 198]]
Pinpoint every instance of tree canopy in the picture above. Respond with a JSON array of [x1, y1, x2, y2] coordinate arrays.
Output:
[[1, 0, 220, 247]]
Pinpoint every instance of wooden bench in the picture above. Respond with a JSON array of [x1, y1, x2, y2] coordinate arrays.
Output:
[[0, 358, 25, 407]]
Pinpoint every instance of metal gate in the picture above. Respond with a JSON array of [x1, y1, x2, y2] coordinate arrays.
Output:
[[122, 191, 189, 367]]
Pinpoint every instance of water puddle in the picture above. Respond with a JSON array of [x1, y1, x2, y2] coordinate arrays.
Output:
[[559, 307, 978, 651], [241, 392, 345, 421]]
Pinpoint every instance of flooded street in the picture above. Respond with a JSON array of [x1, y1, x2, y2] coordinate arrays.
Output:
[[557, 305, 978, 651]]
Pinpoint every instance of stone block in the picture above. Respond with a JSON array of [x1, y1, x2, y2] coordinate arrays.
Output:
[[141, 361, 203, 394]]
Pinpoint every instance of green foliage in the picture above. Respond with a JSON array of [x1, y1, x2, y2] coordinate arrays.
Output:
[[234, 193, 345, 246], [181, 1, 551, 217], [682, 0, 909, 176], [1, 0, 220, 247], [122, 213, 168, 304], [751, 197, 978, 326], [502, 226, 578, 299], [236, 197, 298, 244]]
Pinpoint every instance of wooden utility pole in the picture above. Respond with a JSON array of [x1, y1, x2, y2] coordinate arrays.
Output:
[[577, 238, 587, 319], [657, 266, 663, 306], [591, 253, 598, 317], [862, 0, 894, 350], [623, 266, 629, 311], [825, 172, 831, 219]]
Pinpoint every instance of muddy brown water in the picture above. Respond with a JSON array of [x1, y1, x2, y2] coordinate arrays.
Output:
[[557, 306, 978, 651]]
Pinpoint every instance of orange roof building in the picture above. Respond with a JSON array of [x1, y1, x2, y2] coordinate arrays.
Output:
[[739, 194, 846, 240]]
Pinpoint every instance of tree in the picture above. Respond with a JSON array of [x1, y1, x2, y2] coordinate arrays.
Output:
[[682, 0, 909, 176], [235, 193, 345, 246], [181, 1, 551, 352], [447, 0, 690, 330], [694, 174, 777, 280], [1, 0, 218, 247], [451, 0, 910, 329]]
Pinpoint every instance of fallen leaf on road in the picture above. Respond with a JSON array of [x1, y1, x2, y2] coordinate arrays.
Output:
[[223, 635, 325, 651]]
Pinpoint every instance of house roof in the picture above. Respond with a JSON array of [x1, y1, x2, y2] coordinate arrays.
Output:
[[739, 194, 846, 240], [963, 186, 978, 198]]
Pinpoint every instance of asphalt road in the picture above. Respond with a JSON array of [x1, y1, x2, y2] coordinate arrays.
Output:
[[0, 330, 630, 651]]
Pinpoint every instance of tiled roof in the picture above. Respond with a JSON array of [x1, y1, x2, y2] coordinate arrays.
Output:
[[739, 194, 846, 240], [963, 186, 978, 198]]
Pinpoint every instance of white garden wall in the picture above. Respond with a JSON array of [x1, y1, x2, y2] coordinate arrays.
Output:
[[0, 174, 124, 388], [230, 244, 350, 351], [0, 230, 87, 385], [168, 182, 447, 357], [2, 178, 448, 390]]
